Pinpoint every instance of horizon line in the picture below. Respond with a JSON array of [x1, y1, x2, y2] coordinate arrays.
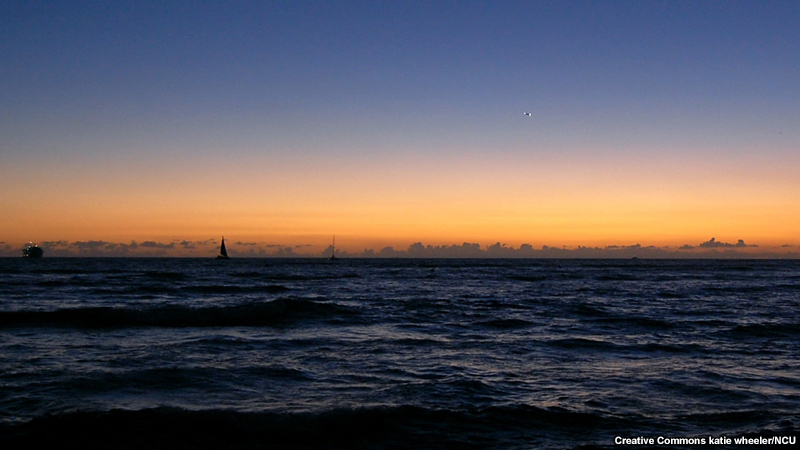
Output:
[[4, 237, 799, 259]]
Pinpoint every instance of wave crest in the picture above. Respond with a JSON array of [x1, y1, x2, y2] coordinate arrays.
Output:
[[0, 298, 353, 329]]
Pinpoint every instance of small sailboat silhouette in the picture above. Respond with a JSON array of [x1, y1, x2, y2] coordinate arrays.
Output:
[[216, 236, 230, 259], [329, 235, 337, 261]]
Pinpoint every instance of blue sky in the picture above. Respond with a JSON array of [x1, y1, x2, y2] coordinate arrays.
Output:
[[5, 0, 796, 151]]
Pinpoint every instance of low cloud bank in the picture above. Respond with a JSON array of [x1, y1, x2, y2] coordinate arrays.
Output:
[[682, 237, 758, 249], [342, 239, 783, 259], [4, 239, 200, 257], [2, 237, 796, 258]]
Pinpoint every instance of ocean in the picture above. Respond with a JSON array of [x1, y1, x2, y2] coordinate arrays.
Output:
[[0, 258, 798, 449]]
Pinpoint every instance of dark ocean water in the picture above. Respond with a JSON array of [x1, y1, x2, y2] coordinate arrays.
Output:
[[1, 258, 798, 449]]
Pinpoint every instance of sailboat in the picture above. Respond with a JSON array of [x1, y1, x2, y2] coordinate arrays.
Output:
[[216, 236, 230, 259], [329, 235, 337, 261]]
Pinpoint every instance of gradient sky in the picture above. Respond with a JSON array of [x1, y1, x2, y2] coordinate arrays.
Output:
[[2, 0, 799, 256]]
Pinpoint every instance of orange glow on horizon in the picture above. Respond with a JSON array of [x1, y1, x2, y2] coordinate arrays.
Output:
[[3, 144, 799, 254]]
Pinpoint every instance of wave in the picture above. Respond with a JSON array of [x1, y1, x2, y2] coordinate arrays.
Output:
[[180, 284, 292, 294], [544, 338, 710, 355], [569, 303, 611, 317], [507, 274, 549, 282], [596, 273, 641, 282], [58, 365, 316, 393], [138, 271, 188, 281], [595, 316, 676, 329], [229, 271, 360, 280], [726, 323, 800, 339], [263, 273, 361, 281], [5, 404, 790, 450], [474, 318, 535, 329], [564, 303, 676, 329], [547, 337, 622, 351], [677, 409, 800, 435], [28, 268, 91, 275], [0, 404, 645, 450], [637, 342, 708, 354], [0, 298, 355, 329]]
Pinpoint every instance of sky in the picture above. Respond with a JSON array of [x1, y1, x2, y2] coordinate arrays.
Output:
[[1, 0, 799, 257]]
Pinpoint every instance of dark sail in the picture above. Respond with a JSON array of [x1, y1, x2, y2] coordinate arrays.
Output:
[[216, 236, 230, 259]]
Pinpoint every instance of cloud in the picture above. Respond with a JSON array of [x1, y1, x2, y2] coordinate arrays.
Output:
[[339, 239, 789, 259], [17, 240, 141, 256], [394, 242, 486, 258], [72, 240, 114, 250], [606, 244, 642, 250], [140, 241, 175, 249], [698, 237, 757, 249], [486, 242, 518, 257], [238, 246, 269, 257], [2, 236, 791, 258], [378, 246, 400, 257], [274, 247, 295, 257]]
